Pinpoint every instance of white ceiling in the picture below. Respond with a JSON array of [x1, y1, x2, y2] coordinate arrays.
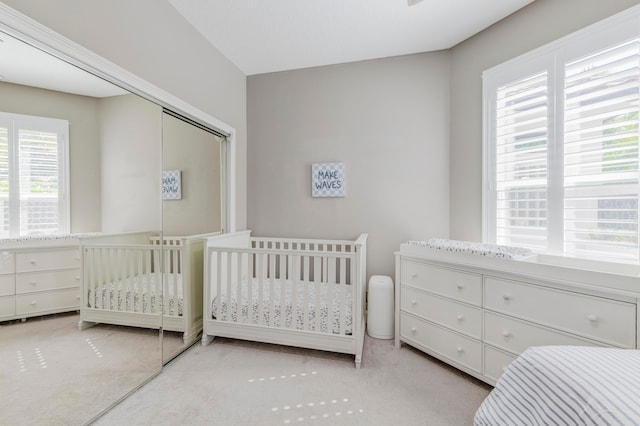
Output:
[[0, 31, 127, 98], [169, 0, 536, 76]]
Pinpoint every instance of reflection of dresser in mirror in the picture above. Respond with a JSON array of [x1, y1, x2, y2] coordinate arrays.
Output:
[[0, 239, 83, 321]]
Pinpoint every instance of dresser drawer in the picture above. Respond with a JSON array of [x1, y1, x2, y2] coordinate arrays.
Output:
[[16, 269, 81, 294], [0, 295, 15, 318], [0, 274, 14, 296], [400, 312, 482, 373], [484, 277, 636, 348], [484, 311, 605, 354], [15, 288, 80, 315], [401, 261, 482, 306], [0, 251, 15, 274], [401, 286, 481, 338], [16, 249, 80, 273], [483, 345, 517, 383]]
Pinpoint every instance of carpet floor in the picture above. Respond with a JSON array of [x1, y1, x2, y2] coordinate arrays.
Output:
[[0, 313, 171, 426], [95, 336, 492, 426]]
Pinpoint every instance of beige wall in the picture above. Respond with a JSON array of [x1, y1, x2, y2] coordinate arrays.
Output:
[[162, 113, 221, 236], [247, 53, 450, 277], [3, 0, 248, 230], [99, 94, 162, 233], [449, 0, 640, 241], [0, 81, 101, 232]]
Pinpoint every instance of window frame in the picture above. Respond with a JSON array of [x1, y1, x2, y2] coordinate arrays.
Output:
[[0, 111, 70, 237], [482, 5, 640, 261]]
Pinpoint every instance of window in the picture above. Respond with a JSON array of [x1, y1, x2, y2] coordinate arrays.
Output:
[[483, 7, 640, 263], [0, 112, 69, 238]]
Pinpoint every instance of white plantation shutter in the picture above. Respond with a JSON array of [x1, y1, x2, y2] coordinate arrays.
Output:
[[0, 122, 9, 238], [18, 128, 62, 235], [0, 113, 68, 237], [495, 72, 549, 250], [564, 40, 640, 261], [484, 8, 640, 263]]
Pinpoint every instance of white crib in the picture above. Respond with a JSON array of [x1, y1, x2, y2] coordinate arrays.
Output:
[[202, 231, 368, 368], [79, 231, 219, 343]]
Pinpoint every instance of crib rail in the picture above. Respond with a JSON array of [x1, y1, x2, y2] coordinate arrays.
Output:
[[250, 237, 357, 254], [83, 243, 183, 315], [208, 246, 358, 335]]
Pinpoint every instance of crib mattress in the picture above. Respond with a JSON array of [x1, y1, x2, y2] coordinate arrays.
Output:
[[212, 279, 353, 335], [86, 273, 183, 316]]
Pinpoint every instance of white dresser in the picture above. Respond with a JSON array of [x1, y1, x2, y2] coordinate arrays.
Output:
[[0, 238, 82, 322], [395, 244, 640, 386]]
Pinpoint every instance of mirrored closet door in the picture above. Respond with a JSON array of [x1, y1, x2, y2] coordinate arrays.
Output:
[[0, 31, 163, 425], [161, 111, 224, 363]]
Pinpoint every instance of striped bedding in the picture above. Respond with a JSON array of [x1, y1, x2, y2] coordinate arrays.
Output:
[[475, 346, 640, 425]]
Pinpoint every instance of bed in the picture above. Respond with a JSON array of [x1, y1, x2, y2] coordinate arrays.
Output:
[[78, 231, 219, 344], [202, 231, 368, 368], [474, 346, 640, 425]]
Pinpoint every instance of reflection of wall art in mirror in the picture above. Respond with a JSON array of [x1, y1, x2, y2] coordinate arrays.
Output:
[[312, 162, 345, 197], [163, 170, 182, 200]]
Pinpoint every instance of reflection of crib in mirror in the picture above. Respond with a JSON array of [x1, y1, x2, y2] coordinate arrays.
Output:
[[202, 231, 368, 367], [79, 231, 219, 343]]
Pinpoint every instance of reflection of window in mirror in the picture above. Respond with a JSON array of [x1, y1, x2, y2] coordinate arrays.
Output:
[[0, 112, 69, 237]]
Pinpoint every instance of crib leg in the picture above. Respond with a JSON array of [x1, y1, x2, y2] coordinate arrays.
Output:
[[201, 334, 214, 346], [78, 320, 97, 331]]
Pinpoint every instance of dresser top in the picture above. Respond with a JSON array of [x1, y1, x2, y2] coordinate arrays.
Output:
[[398, 243, 640, 298]]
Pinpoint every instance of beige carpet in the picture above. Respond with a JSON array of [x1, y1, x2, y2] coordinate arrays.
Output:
[[0, 313, 167, 426], [95, 336, 492, 426]]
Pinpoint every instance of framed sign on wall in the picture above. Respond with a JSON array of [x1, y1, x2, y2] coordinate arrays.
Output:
[[312, 162, 345, 197], [162, 170, 182, 200]]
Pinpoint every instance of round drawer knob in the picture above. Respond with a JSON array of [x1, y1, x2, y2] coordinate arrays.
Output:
[[456, 284, 464, 290], [456, 314, 464, 321], [76, 276, 80, 281], [30, 281, 36, 285], [411, 273, 418, 279], [503, 330, 511, 338], [587, 314, 598, 323], [411, 300, 417, 305], [30, 260, 36, 265], [502, 294, 511, 302], [410, 327, 417, 333], [456, 346, 464, 353], [30, 301, 36, 305], [76, 296, 80, 300]]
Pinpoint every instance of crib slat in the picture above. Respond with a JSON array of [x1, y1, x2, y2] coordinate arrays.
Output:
[[146, 249, 153, 314], [278, 253, 286, 328], [116, 248, 122, 312], [226, 251, 232, 322], [255, 253, 262, 325], [303, 255, 310, 331], [247, 252, 254, 324], [291, 254, 297, 330], [236, 251, 243, 323], [327, 257, 336, 334], [86, 248, 93, 309], [173, 246, 179, 317], [268, 253, 275, 327], [339, 257, 347, 335], [250, 253, 257, 324], [135, 249, 142, 313], [213, 251, 220, 321], [314, 255, 321, 333]]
